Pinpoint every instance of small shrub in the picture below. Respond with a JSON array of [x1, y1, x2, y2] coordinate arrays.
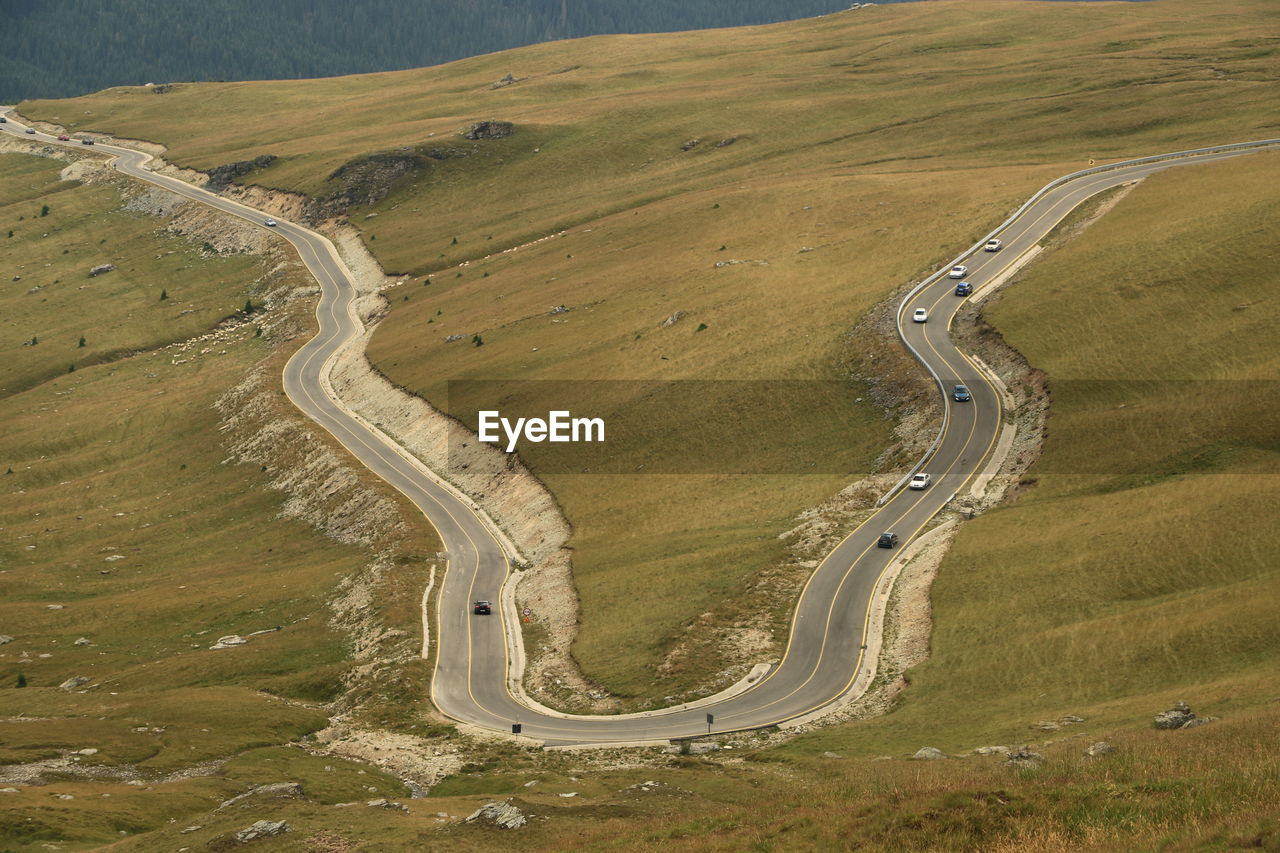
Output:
[[78, 336, 85, 348], [159, 289, 168, 300], [450, 236, 458, 245], [472, 334, 484, 347], [67, 364, 75, 373], [15, 673, 26, 688], [40, 205, 50, 217], [696, 323, 708, 332], [243, 299, 254, 314]]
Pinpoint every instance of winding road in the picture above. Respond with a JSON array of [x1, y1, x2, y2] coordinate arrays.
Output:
[[3, 111, 1275, 745]]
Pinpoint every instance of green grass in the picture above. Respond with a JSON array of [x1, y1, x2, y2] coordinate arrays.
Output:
[[19, 0, 1279, 700], [0, 150, 442, 849], [0, 155, 262, 397]]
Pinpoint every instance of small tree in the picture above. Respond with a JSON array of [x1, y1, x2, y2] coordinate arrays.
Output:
[[30, 335, 37, 346], [243, 298, 254, 314], [451, 236, 458, 245], [472, 334, 484, 347], [159, 289, 168, 301], [16, 673, 26, 688], [40, 204, 50, 217], [78, 336, 86, 348], [68, 364, 76, 373]]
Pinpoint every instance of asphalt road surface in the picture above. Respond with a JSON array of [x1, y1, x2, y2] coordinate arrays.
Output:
[[4, 111, 1274, 744]]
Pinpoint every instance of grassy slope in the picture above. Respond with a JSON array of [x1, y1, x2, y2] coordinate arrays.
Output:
[[22, 0, 1278, 699], [0, 152, 440, 849]]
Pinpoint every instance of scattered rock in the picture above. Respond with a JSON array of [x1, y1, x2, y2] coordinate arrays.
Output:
[[0, 636, 12, 645], [680, 139, 701, 151], [209, 635, 247, 650], [1, 787, 21, 793], [74, 637, 91, 646], [46, 604, 64, 610], [1060, 715, 1086, 725], [912, 747, 946, 761], [973, 746, 1010, 756], [1006, 747, 1044, 769], [1154, 701, 1197, 730], [715, 137, 737, 148], [713, 258, 768, 268], [660, 311, 686, 328], [465, 121, 514, 140], [366, 798, 409, 812], [76, 748, 98, 756], [180, 826, 202, 834], [88, 264, 115, 277], [489, 74, 522, 90], [219, 782, 304, 810], [59, 676, 90, 691], [444, 333, 466, 343], [1035, 721, 1060, 732], [558, 792, 578, 798], [233, 819, 291, 843], [549, 305, 569, 315], [1180, 716, 1218, 730], [465, 799, 528, 830], [1084, 742, 1115, 758], [819, 751, 843, 759]]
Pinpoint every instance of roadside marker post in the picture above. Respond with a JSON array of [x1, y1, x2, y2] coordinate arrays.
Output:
[[706, 713, 714, 735]]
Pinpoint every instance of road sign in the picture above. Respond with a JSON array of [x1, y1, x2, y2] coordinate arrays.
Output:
[[512, 723, 522, 734], [522, 607, 530, 616], [706, 712, 714, 734]]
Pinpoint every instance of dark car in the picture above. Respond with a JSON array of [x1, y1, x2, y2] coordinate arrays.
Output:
[[955, 281, 972, 296], [0, 116, 7, 123], [81, 138, 95, 145], [953, 385, 971, 402], [25, 128, 35, 134], [473, 600, 492, 615], [877, 532, 899, 549]]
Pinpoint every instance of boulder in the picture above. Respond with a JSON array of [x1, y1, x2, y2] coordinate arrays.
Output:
[[1181, 716, 1218, 730], [1060, 715, 1086, 724], [210, 635, 247, 650], [88, 264, 115, 277], [973, 746, 1010, 756], [820, 751, 843, 759], [1006, 747, 1044, 769], [1084, 742, 1115, 758], [912, 747, 946, 761], [1154, 702, 1197, 730], [233, 820, 290, 842], [0, 635, 12, 645], [59, 676, 90, 691], [660, 311, 686, 328], [680, 139, 701, 151], [465, 799, 528, 830], [367, 798, 409, 812], [74, 637, 91, 646]]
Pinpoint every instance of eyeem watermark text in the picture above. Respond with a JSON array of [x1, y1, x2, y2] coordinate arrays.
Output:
[[478, 410, 605, 453]]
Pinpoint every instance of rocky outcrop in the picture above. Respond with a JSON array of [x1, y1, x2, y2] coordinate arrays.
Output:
[[218, 782, 304, 810], [912, 747, 946, 760], [466, 799, 528, 829], [88, 263, 115, 277], [232, 819, 290, 842], [1154, 701, 1197, 730], [1084, 741, 1115, 757], [206, 155, 278, 190], [1006, 747, 1044, 769], [465, 120, 514, 139]]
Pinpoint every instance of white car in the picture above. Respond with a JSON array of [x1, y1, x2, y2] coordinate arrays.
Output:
[[984, 239, 1003, 252], [948, 265, 968, 279], [912, 308, 928, 323], [909, 473, 931, 490], [264, 218, 278, 227]]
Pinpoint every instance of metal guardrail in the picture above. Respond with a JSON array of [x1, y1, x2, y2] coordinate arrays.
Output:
[[877, 138, 1280, 507]]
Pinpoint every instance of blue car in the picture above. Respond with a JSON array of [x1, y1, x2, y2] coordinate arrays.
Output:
[[955, 281, 972, 296], [953, 385, 971, 402]]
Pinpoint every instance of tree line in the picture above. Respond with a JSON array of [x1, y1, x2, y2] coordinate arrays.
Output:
[[0, 0, 912, 102]]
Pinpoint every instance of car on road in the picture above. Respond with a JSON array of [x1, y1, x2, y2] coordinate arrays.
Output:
[[0, 117, 7, 123], [264, 218, 278, 227], [948, 265, 968, 279], [25, 128, 35, 134], [953, 384, 971, 402], [877, 532, 899, 549], [912, 308, 928, 323], [80, 139, 94, 145], [954, 281, 972, 296], [984, 239, 1003, 252], [473, 600, 492, 615], [909, 472, 932, 490], [57, 135, 70, 141]]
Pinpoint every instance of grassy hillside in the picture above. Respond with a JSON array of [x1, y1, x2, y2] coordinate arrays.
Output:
[[21, 0, 1279, 700], [0, 150, 442, 848]]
